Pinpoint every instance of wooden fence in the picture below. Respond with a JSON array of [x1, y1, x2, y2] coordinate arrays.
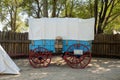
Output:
[[92, 34, 120, 58], [0, 31, 120, 58], [0, 31, 30, 58]]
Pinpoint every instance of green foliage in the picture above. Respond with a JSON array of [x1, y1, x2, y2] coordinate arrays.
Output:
[[59, 0, 94, 18], [0, 0, 27, 32], [103, 0, 120, 34], [94, 0, 120, 34], [104, 16, 120, 34]]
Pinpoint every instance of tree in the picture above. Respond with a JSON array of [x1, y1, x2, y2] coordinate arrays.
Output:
[[0, 0, 25, 32], [22, 0, 43, 18], [23, 0, 49, 18], [43, 0, 48, 17], [0, 0, 2, 15], [48, 0, 66, 17], [59, 0, 94, 18], [94, 0, 120, 34], [52, 0, 57, 17]]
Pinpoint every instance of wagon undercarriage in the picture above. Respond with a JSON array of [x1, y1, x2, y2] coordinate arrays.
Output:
[[29, 43, 91, 69]]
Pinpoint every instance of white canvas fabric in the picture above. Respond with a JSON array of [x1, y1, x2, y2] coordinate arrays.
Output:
[[29, 18, 95, 40], [0, 45, 20, 74]]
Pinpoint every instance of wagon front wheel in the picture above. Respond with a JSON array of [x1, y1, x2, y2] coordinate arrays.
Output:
[[29, 47, 52, 68]]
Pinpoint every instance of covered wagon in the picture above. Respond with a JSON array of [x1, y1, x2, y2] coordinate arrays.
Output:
[[28, 18, 95, 69]]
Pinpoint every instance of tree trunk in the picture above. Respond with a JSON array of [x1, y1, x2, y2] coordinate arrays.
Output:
[[89, 0, 93, 17], [65, 0, 68, 17], [94, 0, 98, 34], [69, 0, 74, 17], [52, 0, 57, 17], [97, 23, 103, 34], [34, 0, 42, 18], [43, 0, 48, 17], [10, 7, 13, 31], [13, 7, 17, 32]]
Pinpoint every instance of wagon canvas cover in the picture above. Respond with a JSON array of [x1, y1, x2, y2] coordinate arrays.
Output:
[[29, 18, 95, 40]]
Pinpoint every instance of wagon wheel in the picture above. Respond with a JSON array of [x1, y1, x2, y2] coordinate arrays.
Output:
[[29, 47, 52, 68], [63, 43, 91, 69], [79, 51, 91, 68]]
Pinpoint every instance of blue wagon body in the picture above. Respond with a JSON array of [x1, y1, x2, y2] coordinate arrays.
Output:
[[29, 40, 92, 53]]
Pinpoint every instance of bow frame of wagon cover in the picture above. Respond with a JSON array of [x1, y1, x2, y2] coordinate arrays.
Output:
[[28, 18, 95, 69]]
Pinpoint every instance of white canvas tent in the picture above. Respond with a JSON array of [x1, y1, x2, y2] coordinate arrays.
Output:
[[0, 45, 20, 74], [29, 18, 95, 40]]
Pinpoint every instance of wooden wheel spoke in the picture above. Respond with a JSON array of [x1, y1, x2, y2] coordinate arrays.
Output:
[[29, 47, 52, 68], [63, 43, 91, 69]]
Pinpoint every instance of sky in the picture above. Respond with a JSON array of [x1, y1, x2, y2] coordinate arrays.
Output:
[[0, 22, 3, 31]]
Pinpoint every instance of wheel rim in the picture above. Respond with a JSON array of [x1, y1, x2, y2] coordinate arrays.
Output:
[[63, 44, 91, 69], [29, 47, 52, 68]]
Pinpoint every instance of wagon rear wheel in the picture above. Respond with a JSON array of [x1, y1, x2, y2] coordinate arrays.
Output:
[[63, 43, 91, 69], [29, 47, 52, 68]]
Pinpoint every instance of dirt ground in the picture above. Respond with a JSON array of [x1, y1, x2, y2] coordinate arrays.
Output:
[[0, 56, 120, 80]]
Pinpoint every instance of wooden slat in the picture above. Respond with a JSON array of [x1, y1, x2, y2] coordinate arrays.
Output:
[[0, 32, 29, 58], [0, 40, 30, 43], [92, 34, 120, 58]]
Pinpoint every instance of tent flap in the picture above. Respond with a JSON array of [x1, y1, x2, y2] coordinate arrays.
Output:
[[0, 45, 20, 74]]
